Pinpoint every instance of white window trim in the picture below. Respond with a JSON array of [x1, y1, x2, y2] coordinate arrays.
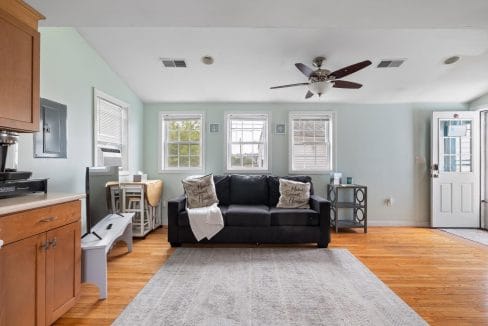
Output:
[[224, 111, 271, 174], [93, 88, 129, 170], [158, 111, 206, 173], [288, 111, 336, 175]]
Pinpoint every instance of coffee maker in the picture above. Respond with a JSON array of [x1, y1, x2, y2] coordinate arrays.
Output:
[[0, 130, 47, 198]]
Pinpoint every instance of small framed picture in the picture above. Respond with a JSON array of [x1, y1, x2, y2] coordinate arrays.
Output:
[[275, 123, 287, 135], [209, 123, 220, 133]]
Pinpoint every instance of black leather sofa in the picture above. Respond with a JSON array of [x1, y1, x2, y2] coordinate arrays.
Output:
[[168, 174, 331, 248]]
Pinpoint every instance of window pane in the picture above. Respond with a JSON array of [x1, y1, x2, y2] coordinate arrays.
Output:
[[232, 130, 241, 142], [190, 144, 200, 155], [231, 144, 241, 154], [168, 130, 178, 142], [231, 155, 241, 167], [179, 156, 190, 167], [190, 156, 200, 167], [168, 144, 178, 155], [179, 130, 189, 141], [242, 144, 253, 154], [179, 144, 189, 155], [243, 130, 253, 142], [243, 156, 253, 167], [189, 130, 199, 141], [168, 156, 178, 167], [439, 119, 472, 172]]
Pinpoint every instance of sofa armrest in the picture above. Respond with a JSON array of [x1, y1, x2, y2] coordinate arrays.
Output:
[[310, 195, 331, 247], [167, 194, 186, 243], [168, 194, 186, 214], [310, 195, 330, 218]]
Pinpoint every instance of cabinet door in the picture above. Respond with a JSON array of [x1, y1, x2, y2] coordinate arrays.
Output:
[[45, 221, 81, 324], [0, 233, 46, 326], [0, 9, 40, 132]]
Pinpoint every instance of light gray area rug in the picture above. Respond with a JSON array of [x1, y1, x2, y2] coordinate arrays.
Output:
[[114, 248, 426, 326], [441, 228, 488, 246]]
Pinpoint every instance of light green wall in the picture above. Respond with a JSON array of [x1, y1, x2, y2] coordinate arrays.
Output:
[[469, 93, 488, 109], [144, 102, 466, 226], [17, 28, 144, 194]]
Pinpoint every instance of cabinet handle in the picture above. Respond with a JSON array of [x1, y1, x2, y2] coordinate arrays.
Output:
[[39, 216, 56, 223], [0, 239, 3, 249], [39, 241, 49, 251], [48, 237, 57, 249]]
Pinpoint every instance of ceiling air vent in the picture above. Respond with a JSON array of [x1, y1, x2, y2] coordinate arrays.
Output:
[[160, 58, 187, 68], [377, 59, 406, 68]]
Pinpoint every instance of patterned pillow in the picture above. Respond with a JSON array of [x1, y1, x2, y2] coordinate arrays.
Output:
[[277, 178, 311, 209], [182, 174, 219, 209]]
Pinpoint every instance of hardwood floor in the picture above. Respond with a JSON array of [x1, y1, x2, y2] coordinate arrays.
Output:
[[55, 227, 488, 325]]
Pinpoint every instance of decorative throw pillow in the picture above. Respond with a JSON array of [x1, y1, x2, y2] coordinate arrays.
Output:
[[182, 174, 219, 209], [277, 178, 311, 209]]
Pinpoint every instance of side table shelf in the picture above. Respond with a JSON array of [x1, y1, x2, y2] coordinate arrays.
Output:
[[327, 184, 368, 233]]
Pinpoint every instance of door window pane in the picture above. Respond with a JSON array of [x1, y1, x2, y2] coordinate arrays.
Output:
[[439, 120, 472, 172]]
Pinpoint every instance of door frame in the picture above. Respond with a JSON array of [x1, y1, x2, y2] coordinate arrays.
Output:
[[479, 109, 488, 229]]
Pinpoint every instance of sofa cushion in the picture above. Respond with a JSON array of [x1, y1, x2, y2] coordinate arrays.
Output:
[[268, 176, 314, 207], [213, 175, 231, 206], [179, 206, 229, 227], [230, 175, 268, 205], [226, 205, 270, 226], [270, 207, 319, 226]]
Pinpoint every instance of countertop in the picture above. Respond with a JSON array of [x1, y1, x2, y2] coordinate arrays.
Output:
[[0, 192, 85, 216]]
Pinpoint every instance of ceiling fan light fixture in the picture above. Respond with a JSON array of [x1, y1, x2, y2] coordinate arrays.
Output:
[[308, 81, 330, 96]]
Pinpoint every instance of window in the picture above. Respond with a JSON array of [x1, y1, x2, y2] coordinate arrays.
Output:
[[94, 89, 129, 170], [225, 113, 269, 171], [289, 112, 334, 173], [160, 112, 204, 171]]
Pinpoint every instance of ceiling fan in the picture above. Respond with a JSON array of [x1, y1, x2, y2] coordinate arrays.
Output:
[[270, 56, 372, 99]]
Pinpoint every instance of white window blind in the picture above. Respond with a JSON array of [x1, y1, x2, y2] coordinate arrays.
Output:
[[289, 112, 333, 172], [226, 113, 269, 171], [160, 112, 204, 171], [93, 89, 129, 170]]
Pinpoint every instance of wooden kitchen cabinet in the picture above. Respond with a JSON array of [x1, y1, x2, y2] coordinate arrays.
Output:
[[0, 200, 81, 326], [0, 0, 44, 132], [45, 222, 81, 324], [0, 233, 46, 326]]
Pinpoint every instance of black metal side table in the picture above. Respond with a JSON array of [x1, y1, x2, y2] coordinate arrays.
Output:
[[327, 184, 367, 233]]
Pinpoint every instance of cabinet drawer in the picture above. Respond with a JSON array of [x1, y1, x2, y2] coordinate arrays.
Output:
[[0, 200, 81, 245]]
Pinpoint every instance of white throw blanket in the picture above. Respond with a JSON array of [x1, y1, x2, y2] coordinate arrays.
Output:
[[186, 203, 224, 241]]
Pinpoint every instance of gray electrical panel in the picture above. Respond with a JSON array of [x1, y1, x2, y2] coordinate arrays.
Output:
[[34, 98, 67, 158]]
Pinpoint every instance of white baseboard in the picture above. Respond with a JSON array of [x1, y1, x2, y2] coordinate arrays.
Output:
[[367, 219, 430, 227]]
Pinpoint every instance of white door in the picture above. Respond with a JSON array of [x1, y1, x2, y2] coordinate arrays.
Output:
[[431, 111, 480, 228]]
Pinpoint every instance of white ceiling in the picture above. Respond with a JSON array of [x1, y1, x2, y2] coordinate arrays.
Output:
[[27, 0, 488, 103]]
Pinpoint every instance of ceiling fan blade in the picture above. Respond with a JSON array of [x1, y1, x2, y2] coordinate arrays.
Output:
[[270, 82, 309, 89], [305, 90, 314, 99], [332, 80, 363, 89], [295, 63, 315, 77], [329, 60, 372, 79]]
